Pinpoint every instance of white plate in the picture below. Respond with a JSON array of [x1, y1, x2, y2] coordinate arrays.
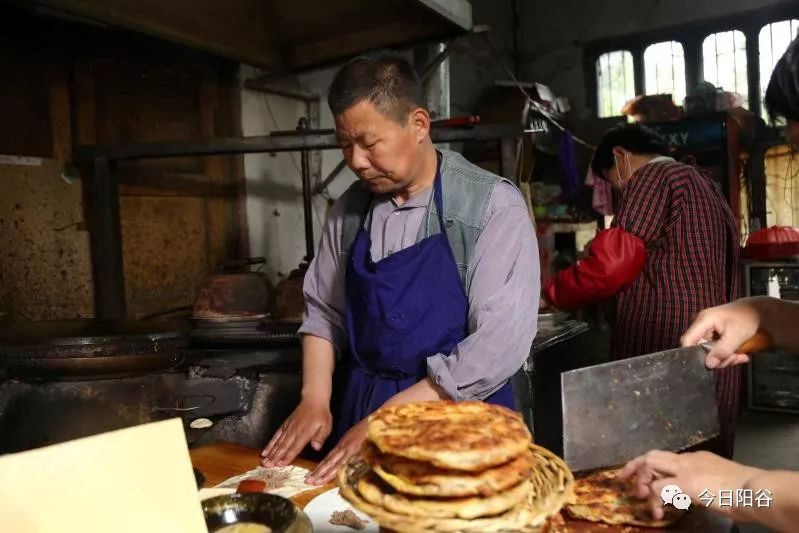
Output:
[[303, 487, 378, 532]]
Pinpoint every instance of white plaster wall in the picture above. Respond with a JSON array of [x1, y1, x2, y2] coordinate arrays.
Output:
[[241, 65, 357, 286]]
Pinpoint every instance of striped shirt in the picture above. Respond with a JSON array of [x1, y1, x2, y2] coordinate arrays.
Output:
[[612, 159, 741, 457]]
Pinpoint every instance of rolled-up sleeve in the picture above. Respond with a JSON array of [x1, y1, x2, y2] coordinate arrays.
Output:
[[426, 183, 540, 400], [297, 196, 348, 350]]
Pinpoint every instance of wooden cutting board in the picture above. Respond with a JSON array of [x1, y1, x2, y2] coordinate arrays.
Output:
[[190, 441, 335, 508]]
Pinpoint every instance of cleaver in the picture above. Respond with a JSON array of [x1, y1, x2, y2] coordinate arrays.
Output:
[[561, 331, 771, 472]]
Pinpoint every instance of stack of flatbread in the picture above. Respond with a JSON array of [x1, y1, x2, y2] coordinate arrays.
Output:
[[339, 401, 574, 532]]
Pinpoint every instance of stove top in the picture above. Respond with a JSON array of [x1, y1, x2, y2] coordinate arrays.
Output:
[[190, 321, 299, 347]]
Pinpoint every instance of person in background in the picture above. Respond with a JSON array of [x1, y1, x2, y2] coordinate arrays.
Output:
[[544, 123, 741, 458], [260, 52, 539, 485], [764, 33, 799, 148], [619, 36, 799, 532]]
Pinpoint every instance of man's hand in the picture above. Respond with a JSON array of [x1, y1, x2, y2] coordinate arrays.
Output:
[[617, 450, 761, 520], [260, 397, 332, 468], [305, 418, 368, 486], [681, 299, 762, 369], [302, 377, 447, 486]]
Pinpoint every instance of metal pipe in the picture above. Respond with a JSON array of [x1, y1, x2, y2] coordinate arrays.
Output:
[[297, 118, 315, 261], [75, 125, 522, 161], [419, 43, 453, 83], [314, 158, 348, 195]]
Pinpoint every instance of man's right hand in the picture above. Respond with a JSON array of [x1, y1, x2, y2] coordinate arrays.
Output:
[[681, 299, 762, 369], [260, 397, 333, 468]]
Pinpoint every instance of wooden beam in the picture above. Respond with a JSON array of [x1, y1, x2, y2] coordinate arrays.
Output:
[[50, 63, 72, 161], [31, 0, 284, 70], [413, 0, 472, 31], [289, 17, 458, 69], [86, 157, 126, 319]]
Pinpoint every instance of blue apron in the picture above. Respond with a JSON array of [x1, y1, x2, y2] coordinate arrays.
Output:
[[331, 157, 515, 442]]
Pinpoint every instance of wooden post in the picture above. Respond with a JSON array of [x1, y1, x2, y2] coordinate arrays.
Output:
[[86, 157, 127, 319]]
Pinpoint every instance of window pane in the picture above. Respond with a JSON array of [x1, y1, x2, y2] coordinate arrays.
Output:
[[596, 50, 635, 118], [703, 30, 748, 107], [759, 19, 799, 117], [644, 41, 686, 105]]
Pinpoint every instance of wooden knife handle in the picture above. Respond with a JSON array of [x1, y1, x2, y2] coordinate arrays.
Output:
[[736, 330, 772, 354]]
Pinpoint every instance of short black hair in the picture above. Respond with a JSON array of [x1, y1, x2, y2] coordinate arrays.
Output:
[[591, 124, 668, 177], [765, 36, 799, 123], [327, 51, 425, 123]]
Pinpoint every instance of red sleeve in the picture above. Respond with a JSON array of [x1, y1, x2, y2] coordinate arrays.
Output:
[[544, 227, 646, 311]]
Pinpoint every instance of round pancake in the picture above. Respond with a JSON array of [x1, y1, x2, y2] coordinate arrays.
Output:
[[356, 470, 531, 519], [363, 440, 537, 497], [338, 449, 573, 532], [367, 401, 531, 471]]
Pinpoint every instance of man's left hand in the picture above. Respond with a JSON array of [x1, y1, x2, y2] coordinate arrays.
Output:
[[305, 418, 368, 485], [617, 450, 761, 520]]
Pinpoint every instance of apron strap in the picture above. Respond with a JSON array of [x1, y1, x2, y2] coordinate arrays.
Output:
[[432, 164, 447, 232]]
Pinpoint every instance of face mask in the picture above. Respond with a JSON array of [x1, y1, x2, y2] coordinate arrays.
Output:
[[613, 153, 632, 185]]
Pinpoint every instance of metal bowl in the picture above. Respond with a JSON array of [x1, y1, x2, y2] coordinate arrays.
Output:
[[202, 493, 312, 532]]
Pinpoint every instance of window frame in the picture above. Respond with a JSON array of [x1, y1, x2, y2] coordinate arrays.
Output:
[[643, 40, 687, 104], [584, 3, 799, 119], [758, 18, 799, 117], [701, 29, 750, 108], [595, 49, 636, 118]]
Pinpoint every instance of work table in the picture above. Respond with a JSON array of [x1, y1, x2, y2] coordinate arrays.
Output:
[[190, 441, 335, 509], [190, 441, 733, 531]]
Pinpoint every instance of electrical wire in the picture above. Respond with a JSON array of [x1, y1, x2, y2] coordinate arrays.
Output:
[[478, 32, 596, 150]]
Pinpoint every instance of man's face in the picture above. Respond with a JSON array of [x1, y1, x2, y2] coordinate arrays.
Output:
[[787, 119, 799, 150], [334, 100, 428, 194]]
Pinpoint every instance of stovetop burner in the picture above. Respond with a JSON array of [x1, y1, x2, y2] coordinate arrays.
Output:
[[190, 321, 299, 346]]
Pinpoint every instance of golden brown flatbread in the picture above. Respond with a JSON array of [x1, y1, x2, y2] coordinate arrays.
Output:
[[338, 444, 575, 533], [367, 401, 531, 471], [363, 440, 537, 497], [339, 455, 541, 532], [355, 470, 531, 519], [564, 468, 685, 527]]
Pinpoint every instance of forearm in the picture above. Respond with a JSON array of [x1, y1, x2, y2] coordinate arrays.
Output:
[[734, 469, 799, 530], [382, 377, 450, 408], [300, 334, 336, 404], [752, 297, 799, 352], [546, 227, 645, 311]]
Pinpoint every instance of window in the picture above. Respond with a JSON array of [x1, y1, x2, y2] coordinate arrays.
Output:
[[596, 50, 635, 118], [644, 41, 686, 105], [702, 30, 748, 107], [759, 19, 799, 117]]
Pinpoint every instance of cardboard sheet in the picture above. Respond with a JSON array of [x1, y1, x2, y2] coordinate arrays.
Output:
[[0, 418, 206, 533]]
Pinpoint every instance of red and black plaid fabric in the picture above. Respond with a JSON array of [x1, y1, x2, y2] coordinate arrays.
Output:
[[612, 160, 741, 457]]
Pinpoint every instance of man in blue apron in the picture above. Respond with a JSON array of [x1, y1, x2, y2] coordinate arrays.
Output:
[[261, 52, 539, 485]]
